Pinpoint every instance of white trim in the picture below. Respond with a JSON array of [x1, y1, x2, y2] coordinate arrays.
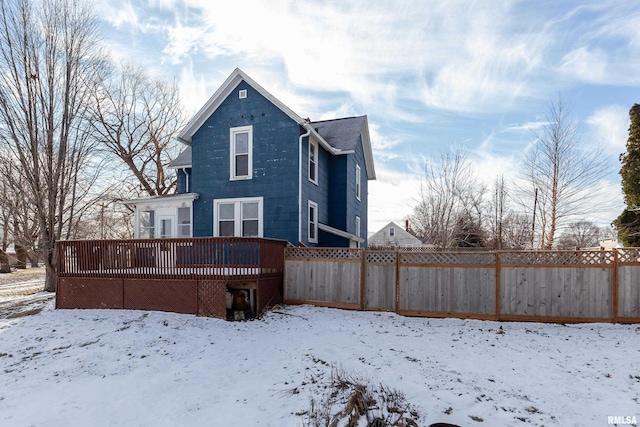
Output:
[[360, 118, 376, 180], [213, 197, 264, 237], [178, 68, 306, 144], [238, 89, 247, 99], [308, 139, 318, 185], [308, 200, 318, 243], [318, 223, 365, 243], [176, 68, 344, 156], [298, 128, 311, 244], [123, 192, 199, 206], [355, 164, 361, 201], [230, 125, 253, 180], [355, 216, 361, 248]]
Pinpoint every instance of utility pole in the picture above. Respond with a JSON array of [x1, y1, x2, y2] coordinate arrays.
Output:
[[531, 188, 538, 249]]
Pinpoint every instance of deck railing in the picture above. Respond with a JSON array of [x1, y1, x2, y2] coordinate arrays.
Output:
[[57, 237, 288, 281]]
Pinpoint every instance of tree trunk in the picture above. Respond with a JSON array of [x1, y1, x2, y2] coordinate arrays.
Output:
[[14, 244, 27, 269], [43, 237, 57, 292], [0, 249, 11, 273]]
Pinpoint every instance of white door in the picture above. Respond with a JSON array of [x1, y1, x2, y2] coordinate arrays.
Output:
[[157, 215, 175, 268], [158, 215, 174, 238]]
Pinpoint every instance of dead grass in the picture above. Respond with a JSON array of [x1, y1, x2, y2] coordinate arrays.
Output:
[[0, 267, 46, 286]]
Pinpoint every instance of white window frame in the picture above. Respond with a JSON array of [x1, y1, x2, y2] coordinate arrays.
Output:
[[238, 89, 247, 99], [138, 210, 155, 239], [355, 216, 361, 248], [213, 197, 264, 237], [230, 125, 253, 180], [355, 164, 361, 201], [177, 207, 192, 238], [308, 200, 318, 243], [308, 139, 318, 184]]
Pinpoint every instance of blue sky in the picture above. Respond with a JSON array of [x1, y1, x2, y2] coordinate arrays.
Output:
[[94, 0, 640, 233]]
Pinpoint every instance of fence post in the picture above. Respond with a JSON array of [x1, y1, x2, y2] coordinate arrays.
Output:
[[395, 247, 401, 314], [360, 249, 366, 311], [495, 252, 501, 321], [613, 249, 618, 324]]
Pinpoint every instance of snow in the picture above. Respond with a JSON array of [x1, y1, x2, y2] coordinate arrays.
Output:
[[1, 295, 639, 426]]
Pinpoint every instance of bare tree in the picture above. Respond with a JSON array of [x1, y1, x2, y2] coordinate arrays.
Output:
[[89, 64, 184, 197], [516, 96, 610, 249], [409, 146, 486, 247], [556, 221, 601, 249], [501, 213, 533, 249], [484, 175, 508, 249], [0, 0, 104, 290]]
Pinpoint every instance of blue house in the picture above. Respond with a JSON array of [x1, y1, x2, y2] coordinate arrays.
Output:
[[125, 68, 376, 247]]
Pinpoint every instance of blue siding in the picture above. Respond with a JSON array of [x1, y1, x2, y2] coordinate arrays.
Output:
[[176, 168, 190, 193], [347, 136, 368, 247], [300, 140, 331, 246], [190, 81, 300, 244]]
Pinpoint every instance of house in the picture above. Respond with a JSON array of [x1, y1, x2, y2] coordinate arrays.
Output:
[[125, 68, 375, 247], [368, 221, 423, 248]]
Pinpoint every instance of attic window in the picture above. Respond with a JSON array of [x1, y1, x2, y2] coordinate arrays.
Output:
[[239, 89, 247, 99], [389, 227, 395, 237]]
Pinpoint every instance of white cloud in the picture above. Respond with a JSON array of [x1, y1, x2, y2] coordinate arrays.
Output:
[[367, 165, 421, 232], [558, 47, 608, 84], [585, 105, 629, 152]]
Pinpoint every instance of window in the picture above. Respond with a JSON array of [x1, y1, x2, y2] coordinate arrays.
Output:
[[230, 125, 252, 180], [238, 89, 247, 99], [355, 216, 361, 248], [389, 227, 395, 237], [355, 164, 361, 201], [177, 207, 191, 237], [308, 201, 318, 243], [214, 197, 263, 237], [159, 217, 173, 238], [309, 140, 318, 184], [139, 210, 155, 238]]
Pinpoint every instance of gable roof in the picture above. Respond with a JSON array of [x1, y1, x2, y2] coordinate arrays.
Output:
[[369, 222, 422, 247], [311, 116, 375, 179], [167, 146, 192, 169], [177, 68, 375, 179]]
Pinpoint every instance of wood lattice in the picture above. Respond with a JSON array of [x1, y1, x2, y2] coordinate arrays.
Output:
[[500, 250, 613, 265], [197, 280, 227, 318], [617, 248, 640, 264], [400, 251, 495, 265], [366, 251, 396, 265], [285, 247, 361, 260]]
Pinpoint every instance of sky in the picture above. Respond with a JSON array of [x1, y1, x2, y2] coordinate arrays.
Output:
[[2, 296, 639, 426], [91, 0, 640, 233]]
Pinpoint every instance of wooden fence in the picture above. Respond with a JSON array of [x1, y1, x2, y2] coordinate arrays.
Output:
[[284, 247, 640, 323]]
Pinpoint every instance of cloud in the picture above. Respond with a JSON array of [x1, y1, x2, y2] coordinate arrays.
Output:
[[585, 105, 629, 152], [558, 47, 608, 84], [368, 165, 421, 232]]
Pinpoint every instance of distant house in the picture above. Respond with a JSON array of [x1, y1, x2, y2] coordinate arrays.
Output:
[[368, 221, 423, 248], [125, 68, 375, 247]]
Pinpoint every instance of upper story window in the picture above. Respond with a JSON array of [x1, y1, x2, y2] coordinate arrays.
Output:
[[389, 227, 395, 237], [309, 140, 318, 184], [230, 125, 252, 180], [355, 164, 361, 201], [214, 197, 263, 237], [308, 200, 318, 243]]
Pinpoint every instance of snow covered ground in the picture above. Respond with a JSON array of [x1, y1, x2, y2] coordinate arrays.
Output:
[[1, 294, 639, 426]]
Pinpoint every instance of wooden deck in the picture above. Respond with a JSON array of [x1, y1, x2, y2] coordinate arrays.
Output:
[[56, 237, 288, 319]]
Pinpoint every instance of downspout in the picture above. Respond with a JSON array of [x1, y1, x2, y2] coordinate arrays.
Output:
[[298, 127, 311, 244], [182, 168, 189, 193]]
